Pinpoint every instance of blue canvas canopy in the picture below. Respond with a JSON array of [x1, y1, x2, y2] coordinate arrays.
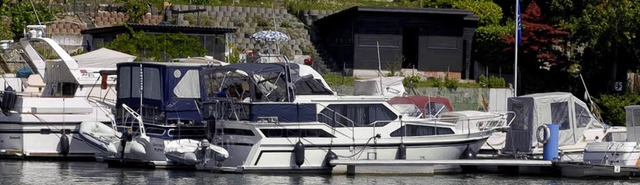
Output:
[[116, 62, 210, 124]]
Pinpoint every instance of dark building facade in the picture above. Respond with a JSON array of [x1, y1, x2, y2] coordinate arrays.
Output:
[[81, 23, 236, 62], [314, 6, 478, 79]]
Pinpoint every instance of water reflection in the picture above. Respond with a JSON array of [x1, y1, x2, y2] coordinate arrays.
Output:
[[0, 160, 638, 185]]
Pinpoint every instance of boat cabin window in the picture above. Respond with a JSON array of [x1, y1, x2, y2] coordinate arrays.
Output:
[[168, 129, 206, 137], [551, 102, 570, 130], [294, 77, 333, 95], [146, 127, 166, 135], [221, 128, 255, 136], [604, 132, 627, 142], [260, 129, 334, 138], [574, 103, 591, 128], [634, 109, 640, 127], [319, 104, 397, 127], [390, 125, 454, 137]]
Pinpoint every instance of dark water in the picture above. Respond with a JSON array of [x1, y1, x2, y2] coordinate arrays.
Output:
[[0, 160, 638, 185]]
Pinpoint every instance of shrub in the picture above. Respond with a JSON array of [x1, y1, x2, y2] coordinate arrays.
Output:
[[280, 21, 291, 28], [255, 17, 270, 27], [403, 75, 421, 87], [477, 74, 506, 88], [594, 93, 640, 126], [444, 76, 459, 90]]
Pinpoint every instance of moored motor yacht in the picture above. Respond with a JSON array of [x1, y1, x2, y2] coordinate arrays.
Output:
[[0, 25, 120, 159], [503, 92, 626, 161], [194, 60, 503, 173], [80, 62, 228, 167]]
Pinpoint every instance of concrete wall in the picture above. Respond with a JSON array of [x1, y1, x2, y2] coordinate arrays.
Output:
[[331, 86, 513, 112]]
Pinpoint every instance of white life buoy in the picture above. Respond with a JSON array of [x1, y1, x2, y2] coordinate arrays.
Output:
[[536, 125, 551, 144]]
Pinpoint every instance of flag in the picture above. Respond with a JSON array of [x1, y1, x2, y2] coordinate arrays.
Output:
[[516, 0, 522, 45]]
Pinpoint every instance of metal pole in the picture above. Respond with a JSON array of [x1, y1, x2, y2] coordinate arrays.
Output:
[[514, 0, 519, 96]]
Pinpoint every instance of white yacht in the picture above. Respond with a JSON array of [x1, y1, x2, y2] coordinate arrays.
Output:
[[0, 25, 119, 159], [80, 62, 228, 167], [194, 61, 502, 173]]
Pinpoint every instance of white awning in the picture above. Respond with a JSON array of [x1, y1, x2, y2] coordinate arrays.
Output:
[[72, 48, 136, 69]]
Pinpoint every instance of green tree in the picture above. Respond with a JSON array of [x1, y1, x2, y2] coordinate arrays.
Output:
[[105, 25, 206, 61], [117, 0, 164, 22], [570, 0, 640, 94], [452, 0, 502, 26], [0, 16, 13, 40], [0, 1, 56, 40]]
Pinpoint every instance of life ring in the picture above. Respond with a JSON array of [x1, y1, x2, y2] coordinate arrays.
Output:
[[536, 125, 551, 144]]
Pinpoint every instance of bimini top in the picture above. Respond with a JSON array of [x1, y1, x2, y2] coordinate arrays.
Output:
[[504, 92, 605, 153], [201, 63, 334, 103], [201, 62, 332, 92]]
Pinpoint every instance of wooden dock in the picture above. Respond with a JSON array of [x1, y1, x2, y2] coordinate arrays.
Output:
[[330, 159, 553, 175], [331, 159, 640, 178]]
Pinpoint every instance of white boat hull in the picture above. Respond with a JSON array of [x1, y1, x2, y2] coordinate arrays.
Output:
[[0, 122, 98, 158], [196, 122, 492, 172], [583, 142, 640, 166]]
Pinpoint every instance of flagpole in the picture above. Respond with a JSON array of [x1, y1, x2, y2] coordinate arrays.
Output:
[[514, 0, 519, 96]]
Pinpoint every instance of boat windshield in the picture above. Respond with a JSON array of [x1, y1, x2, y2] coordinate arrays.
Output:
[[391, 104, 422, 118], [202, 64, 289, 102]]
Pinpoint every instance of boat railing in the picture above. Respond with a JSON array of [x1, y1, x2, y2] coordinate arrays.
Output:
[[476, 111, 516, 131], [119, 103, 146, 136], [87, 97, 118, 131], [203, 97, 247, 121], [316, 103, 356, 144], [316, 113, 357, 139]]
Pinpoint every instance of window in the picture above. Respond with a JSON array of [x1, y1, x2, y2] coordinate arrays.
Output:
[[634, 109, 640, 126], [604, 132, 627, 142], [294, 78, 333, 95], [390, 125, 455, 137], [551, 102, 570, 130], [426, 102, 449, 117], [143, 67, 162, 100], [574, 103, 591, 128], [220, 128, 255, 136], [168, 129, 206, 137], [318, 104, 397, 127], [391, 104, 422, 118], [260, 129, 334, 138], [146, 127, 166, 135], [118, 66, 131, 99]]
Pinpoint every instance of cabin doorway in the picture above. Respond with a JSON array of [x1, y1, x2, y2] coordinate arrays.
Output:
[[402, 26, 419, 69]]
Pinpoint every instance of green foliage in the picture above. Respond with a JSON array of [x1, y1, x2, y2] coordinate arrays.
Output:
[[0, 2, 57, 40], [191, 0, 212, 5], [285, 0, 420, 15], [322, 73, 355, 86], [403, 75, 421, 87], [226, 44, 241, 63], [444, 76, 459, 90], [279, 21, 291, 28], [452, 0, 502, 26], [595, 93, 640, 126], [473, 24, 512, 68], [386, 55, 404, 76], [477, 74, 506, 88], [301, 45, 315, 55], [0, 16, 13, 40], [255, 17, 270, 27], [104, 25, 206, 61], [117, 0, 164, 22]]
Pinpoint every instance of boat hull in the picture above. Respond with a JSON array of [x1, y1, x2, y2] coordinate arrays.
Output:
[[196, 122, 492, 173], [0, 122, 99, 159]]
